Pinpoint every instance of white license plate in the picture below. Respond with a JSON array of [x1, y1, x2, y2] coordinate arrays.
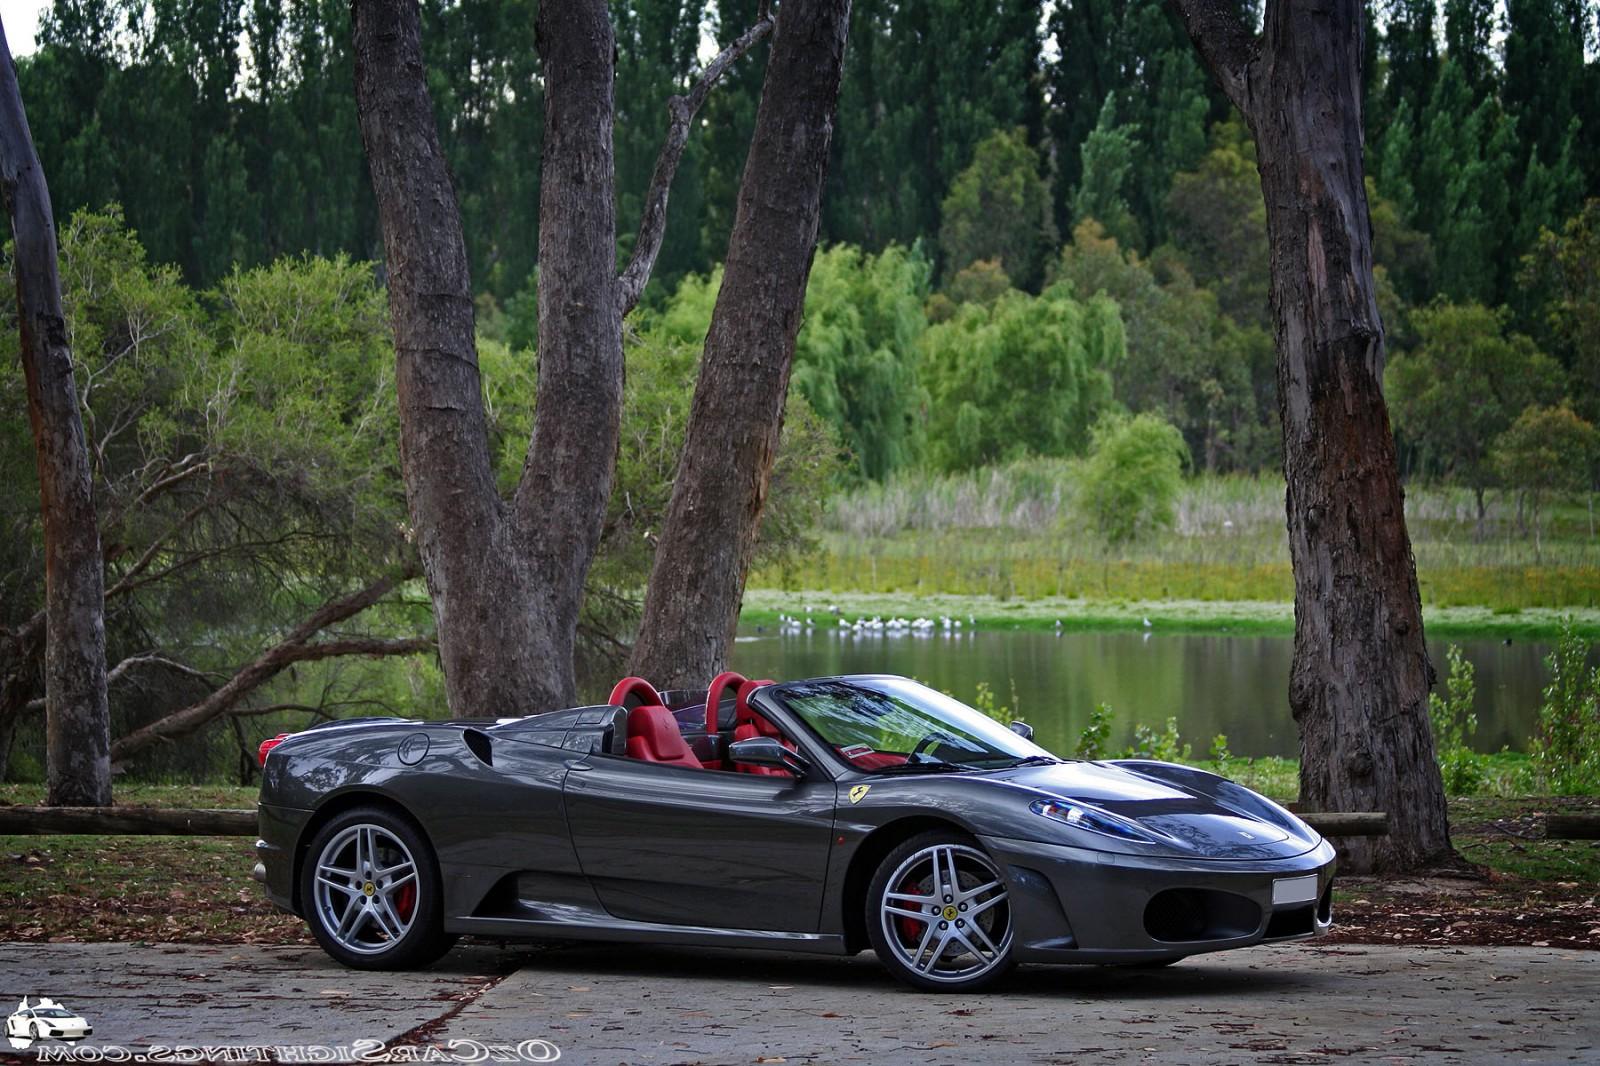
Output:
[[1272, 875, 1319, 905]]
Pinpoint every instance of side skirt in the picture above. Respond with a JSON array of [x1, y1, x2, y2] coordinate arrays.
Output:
[[445, 912, 850, 955]]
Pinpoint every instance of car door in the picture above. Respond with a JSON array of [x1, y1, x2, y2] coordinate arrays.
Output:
[[562, 754, 838, 931]]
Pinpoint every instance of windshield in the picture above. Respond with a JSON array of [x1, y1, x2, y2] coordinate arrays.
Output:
[[774, 677, 1055, 773], [33, 1010, 74, 1019]]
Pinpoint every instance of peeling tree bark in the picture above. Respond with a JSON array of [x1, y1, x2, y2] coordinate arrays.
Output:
[[0, 18, 111, 806], [1169, 0, 1454, 872], [629, 0, 852, 690]]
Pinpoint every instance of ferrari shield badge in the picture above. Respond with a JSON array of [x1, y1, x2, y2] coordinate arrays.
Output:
[[849, 784, 871, 804]]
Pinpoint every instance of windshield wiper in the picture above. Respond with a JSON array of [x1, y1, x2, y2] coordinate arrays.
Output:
[[872, 759, 977, 775], [1002, 755, 1061, 767]]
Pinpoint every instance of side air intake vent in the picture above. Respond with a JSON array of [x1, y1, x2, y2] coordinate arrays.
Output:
[[463, 729, 493, 767]]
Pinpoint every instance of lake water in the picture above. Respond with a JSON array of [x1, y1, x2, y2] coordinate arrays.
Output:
[[728, 626, 1549, 758]]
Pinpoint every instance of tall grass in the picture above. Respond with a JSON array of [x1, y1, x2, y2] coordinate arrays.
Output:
[[754, 468, 1600, 609]]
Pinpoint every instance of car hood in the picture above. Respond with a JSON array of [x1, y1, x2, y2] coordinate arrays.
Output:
[[989, 759, 1322, 860]]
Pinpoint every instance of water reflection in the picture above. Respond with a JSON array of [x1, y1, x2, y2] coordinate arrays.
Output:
[[730, 627, 1547, 759]]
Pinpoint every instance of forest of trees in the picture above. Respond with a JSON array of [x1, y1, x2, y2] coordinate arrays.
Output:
[[15, 0, 1600, 492], [4, 0, 1600, 812]]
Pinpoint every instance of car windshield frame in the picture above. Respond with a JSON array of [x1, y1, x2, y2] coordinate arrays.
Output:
[[771, 676, 1055, 774], [32, 1009, 74, 1019]]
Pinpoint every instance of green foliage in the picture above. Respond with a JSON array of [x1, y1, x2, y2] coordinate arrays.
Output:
[[920, 285, 1122, 472], [1164, 118, 1271, 330], [1074, 702, 1114, 760], [1078, 412, 1189, 544], [1519, 200, 1600, 422], [1385, 303, 1564, 500], [939, 128, 1058, 291], [1209, 733, 1232, 777], [1430, 645, 1486, 795], [1533, 620, 1600, 794], [1054, 221, 1275, 472], [1072, 94, 1141, 250], [1491, 404, 1600, 551], [650, 245, 930, 481], [1125, 717, 1191, 762]]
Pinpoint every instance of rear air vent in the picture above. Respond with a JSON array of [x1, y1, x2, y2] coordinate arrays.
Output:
[[463, 729, 493, 767]]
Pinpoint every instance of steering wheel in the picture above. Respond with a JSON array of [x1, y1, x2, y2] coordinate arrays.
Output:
[[909, 730, 959, 762]]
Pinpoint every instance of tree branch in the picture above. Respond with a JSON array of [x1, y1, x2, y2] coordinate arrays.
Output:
[[1166, 0, 1258, 114], [108, 564, 428, 764], [616, 13, 777, 314]]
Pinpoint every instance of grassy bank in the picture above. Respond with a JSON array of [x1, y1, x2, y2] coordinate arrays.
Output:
[[747, 470, 1600, 623], [741, 588, 1600, 640]]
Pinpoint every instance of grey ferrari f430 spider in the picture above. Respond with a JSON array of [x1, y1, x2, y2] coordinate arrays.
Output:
[[254, 673, 1335, 991]]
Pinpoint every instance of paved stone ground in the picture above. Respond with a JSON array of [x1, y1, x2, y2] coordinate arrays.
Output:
[[1, 942, 1594, 1064]]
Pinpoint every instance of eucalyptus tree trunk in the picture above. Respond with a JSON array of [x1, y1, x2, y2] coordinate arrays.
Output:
[[1169, 0, 1454, 872], [0, 19, 111, 806], [629, 0, 852, 690], [352, 0, 771, 713]]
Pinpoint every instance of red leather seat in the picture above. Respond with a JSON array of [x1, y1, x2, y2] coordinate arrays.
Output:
[[732, 679, 794, 777], [625, 704, 705, 768]]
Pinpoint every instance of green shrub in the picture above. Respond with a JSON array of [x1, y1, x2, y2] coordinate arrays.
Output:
[[1429, 644, 1486, 794], [1079, 412, 1190, 543], [1533, 620, 1600, 794], [1124, 716, 1192, 762], [1075, 702, 1113, 760]]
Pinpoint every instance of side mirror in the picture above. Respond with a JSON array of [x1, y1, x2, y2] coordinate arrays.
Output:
[[1009, 720, 1035, 740], [728, 736, 810, 776]]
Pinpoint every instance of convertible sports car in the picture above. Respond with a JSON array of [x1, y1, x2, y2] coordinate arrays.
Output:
[[254, 673, 1336, 991]]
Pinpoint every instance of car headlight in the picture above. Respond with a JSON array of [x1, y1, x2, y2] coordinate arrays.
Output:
[[1030, 798, 1164, 843]]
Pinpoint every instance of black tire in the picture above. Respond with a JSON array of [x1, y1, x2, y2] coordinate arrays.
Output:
[[300, 805, 455, 970], [865, 829, 1016, 992]]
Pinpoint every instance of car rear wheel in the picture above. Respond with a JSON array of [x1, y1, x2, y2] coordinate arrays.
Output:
[[866, 830, 1015, 992], [300, 806, 454, 970]]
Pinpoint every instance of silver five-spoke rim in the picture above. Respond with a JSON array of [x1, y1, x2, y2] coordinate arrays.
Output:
[[880, 843, 1012, 983], [311, 824, 419, 955]]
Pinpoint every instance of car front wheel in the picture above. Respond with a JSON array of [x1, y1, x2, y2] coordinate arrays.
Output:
[[300, 806, 454, 970], [865, 830, 1016, 992]]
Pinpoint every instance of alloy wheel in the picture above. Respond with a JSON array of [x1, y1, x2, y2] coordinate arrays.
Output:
[[310, 823, 420, 955], [878, 842, 1012, 984]]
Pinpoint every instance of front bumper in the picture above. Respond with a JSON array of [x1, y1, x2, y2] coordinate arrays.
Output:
[[980, 832, 1337, 964]]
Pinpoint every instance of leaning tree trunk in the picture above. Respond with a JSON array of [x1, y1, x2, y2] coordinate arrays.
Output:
[[0, 19, 112, 806], [629, 0, 852, 690], [1169, 0, 1454, 872]]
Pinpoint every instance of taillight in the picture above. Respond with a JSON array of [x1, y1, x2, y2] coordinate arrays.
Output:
[[258, 733, 292, 767]]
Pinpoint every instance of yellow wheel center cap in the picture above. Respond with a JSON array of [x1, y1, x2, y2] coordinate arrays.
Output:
[[363, 882, 376, 897], [942, 905, 958, 920]]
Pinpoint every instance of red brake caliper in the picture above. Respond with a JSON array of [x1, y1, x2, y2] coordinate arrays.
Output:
[[395, 882, 417, 922], [897, 877, 926, 943]]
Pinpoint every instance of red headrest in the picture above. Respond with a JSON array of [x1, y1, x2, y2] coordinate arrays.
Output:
[[705, 670, 748, 734], [735, 679, 777, 733], [609, 676, 664, 710]]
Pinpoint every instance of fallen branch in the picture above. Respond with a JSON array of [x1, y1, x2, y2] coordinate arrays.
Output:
[[109, 565, 428, 765], [0, 805, 255, 835]]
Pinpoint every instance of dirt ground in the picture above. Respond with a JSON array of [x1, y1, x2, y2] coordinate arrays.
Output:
[[0, 940, 1594, 1065]]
